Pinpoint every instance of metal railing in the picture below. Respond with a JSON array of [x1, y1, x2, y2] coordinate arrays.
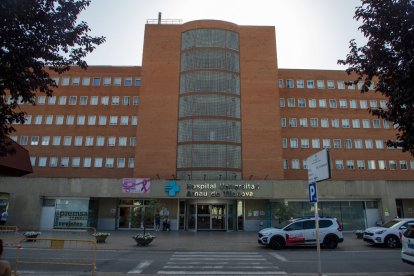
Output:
[[146, 18, 182, 25]]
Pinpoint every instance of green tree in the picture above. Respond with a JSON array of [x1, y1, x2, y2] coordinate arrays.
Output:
[[338, 0, 414, 155], [0, 0, 105, 156]]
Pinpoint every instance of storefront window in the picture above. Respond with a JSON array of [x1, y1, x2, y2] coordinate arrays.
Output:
[[54, 199, 89, 228]]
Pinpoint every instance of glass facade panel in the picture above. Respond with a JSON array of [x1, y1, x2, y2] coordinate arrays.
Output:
[[178, 28, 241, 180]]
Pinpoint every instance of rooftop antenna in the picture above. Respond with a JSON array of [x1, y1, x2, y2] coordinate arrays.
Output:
[[158, 12, 162, 24]]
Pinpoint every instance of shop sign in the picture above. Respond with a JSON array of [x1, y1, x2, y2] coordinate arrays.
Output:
[[186, 182, 260, 198], [122, 178, 151, 193]]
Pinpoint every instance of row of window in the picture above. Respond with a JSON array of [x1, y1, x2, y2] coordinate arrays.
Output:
[[18, 115, 138, 126], [281, 118, 391, 129], [280, 98, 386, 109], [11, 135, 136, 147], [31, 156, 135, 168], [282, 138, 392, 150], [279, 79, 374, 90], [283, 159, 413, 171], [20, 95, 140, 106], [52, 76, 141, 87]]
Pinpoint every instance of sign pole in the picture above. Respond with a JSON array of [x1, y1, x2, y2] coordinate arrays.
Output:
[[314, 201, 322, 276]]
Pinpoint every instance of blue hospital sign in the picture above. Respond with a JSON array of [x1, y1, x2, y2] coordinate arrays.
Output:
[[309, 182, 318, 203]]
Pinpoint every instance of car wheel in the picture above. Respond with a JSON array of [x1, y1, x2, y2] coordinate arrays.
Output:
[[270, 236, 285, 250], [385, 235, 400, 248], [323, 235, 338, 249]]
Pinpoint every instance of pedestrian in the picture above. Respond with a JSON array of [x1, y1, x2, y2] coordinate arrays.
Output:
[[155, 214, 160, 231], [0, 211, 7, 226], [0, 239, 11, 276]]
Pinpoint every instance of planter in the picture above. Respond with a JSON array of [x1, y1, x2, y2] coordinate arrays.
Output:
[[25, 235, 39, 242], [133, 237, 155, 246], [95, 235, 109, 243]]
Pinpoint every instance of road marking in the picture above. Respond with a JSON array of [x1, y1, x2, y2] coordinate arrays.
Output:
[[127, 260, 152, 274], [270, 252, 288, 262]]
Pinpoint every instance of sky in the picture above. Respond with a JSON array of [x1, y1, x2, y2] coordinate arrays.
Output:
[[79, 0, 366, 70]]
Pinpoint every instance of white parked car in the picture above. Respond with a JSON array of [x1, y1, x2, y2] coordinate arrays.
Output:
[[363, 218, 414, 248], [401, 223, 414, 265], [258, 217, 344, 250]]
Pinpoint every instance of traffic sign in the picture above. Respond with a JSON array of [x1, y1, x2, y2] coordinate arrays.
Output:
[[309, 182, 318, 203]]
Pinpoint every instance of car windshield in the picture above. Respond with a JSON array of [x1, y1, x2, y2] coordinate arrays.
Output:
[[276, 220, 294, 229], [381, 220, 400, 228]]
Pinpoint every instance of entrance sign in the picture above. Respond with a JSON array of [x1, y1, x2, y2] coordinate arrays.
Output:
[[307, 149, 331, 183], [308, 182, 318, 203], [122, 178, 151, 193]]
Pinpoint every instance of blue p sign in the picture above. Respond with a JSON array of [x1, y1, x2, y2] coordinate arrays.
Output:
[[309, 182, 318, 203]]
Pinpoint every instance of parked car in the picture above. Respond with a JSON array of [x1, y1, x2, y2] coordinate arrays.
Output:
[[257, 217, 344, 250], [363, 218, 414, 248], [401, 223, 414, 265]]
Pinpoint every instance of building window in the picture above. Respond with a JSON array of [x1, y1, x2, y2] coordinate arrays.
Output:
[[63, 136, 72, 146], [119, 137, 127, 147], [79, 96, 88, 105], [342, 119, 350, 128], [131, 116, 138, 125], [283, 159, 289, 169], [92, 77, 101, 86], [292, 159, 300, 169], [25, 115, 32, 124], [71, 77, 80, 86], [101, 96, 109, 105], [329, 99, 337, 108], [124, 77, 132, 86], [355, 139, 363, 149], [38, 96, 46, 105], [368, 160, 376, 170], [346, 160, 354, 170], [380, 100, 387, 109], [281, 118, 286, 128], [123, 96, 130, 106], [331, 119, 339, 128], [352, 119, 360, 128], [45, 115, 53, 125], [48, 96, 56, 105], [74, 136, 83, 146], [375, 140, 384, 149], [333, 139, 341, 149], [344, 139, 352, 149], [339, 99, 347, 108], [298, 98, 306, 107], [348, 82, 355, 90], [317, 80, 325, 89], [96, 136, 105, 146], [49, 157, 58, 167], [400, 160, 408, 170], [52, 136, 61, 146], [373, 119, 381, 128], [90, 96, 98, 105], [77, 115, 85, 125], [297, 80, 304, 88], [350, 100, 357, 108], [362, 119, 370, 128], [34, 115, 42, 125], [286, 79, 294, 88], [109, 116, 118, 125], [85, 136, 94, 146], [135, 78, 141, 86], [82, 77, 90, 86], [282, 138, 288, 149], [289, 118, 297, 127], [66, 115, 74, 125], [337, 80, 345, 89], [88, 116, 96, 125], [312, 139, 320, 148], [120, 116, 129, 125], [30, 156, 36, 166], [56, 115, 64, 125], [357, 160, 365, 170], [59, 96, 67, 105], [287, 98, 295, 107], [41, 136, 50, 146], [60, 157, 69, 167], [279, 98, 285, 107], [335, 160, 344, 170], [31, 136, 39, 146], [105, 158, 114, 168], [309, 99, 316, 108], [321, 118, 329, 128], [69, 96, 77, 105], [319, 99, 327, 108], [410, 160, 414, 170], [83, 157, 92, 168], [133, 96, 140, 106], [378, 160, 387, 170], [290, 138, 298, 148], [389, 160, 397, 170], [61, 77, 70, 86], [307, 80, 314, 88], [111, 96, 119, 105], [98, 116, 107, 125], [327, 80, 335, 89], [299, 118, 308, 127], [94, 158, 103, 168], [103, 77, 111, 86], [302, 159, 308, 169], [322, 139, 331, 148], [383, 120, 391, 129], [310, 118, 318, 128], [365, 139, 373, 149], [301, 139, 309, 148], [130, 137, 136, 147], [359, 100, 368, 109], [128, 158, 135, 168], [117, 158, 126, 168], [38, 157, 47, 167], [108, 136, 116, 146], [369, 100, 378, 108], [114, 77, 122, 86], [278, 79, 284, 88]]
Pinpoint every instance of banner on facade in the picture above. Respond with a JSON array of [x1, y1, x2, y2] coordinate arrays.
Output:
[[122, 178, 151, 193]]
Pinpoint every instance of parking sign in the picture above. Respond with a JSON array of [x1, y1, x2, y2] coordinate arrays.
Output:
[[309, 182, 318, 203]]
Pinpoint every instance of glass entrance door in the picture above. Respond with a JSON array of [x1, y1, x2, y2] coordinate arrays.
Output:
[[189, 204, 226, 231], [118, 206, 143, 229], [211, 204, 225, 230]]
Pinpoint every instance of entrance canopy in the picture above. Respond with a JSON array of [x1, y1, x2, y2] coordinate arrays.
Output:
[[0, 138, 33, 176]]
